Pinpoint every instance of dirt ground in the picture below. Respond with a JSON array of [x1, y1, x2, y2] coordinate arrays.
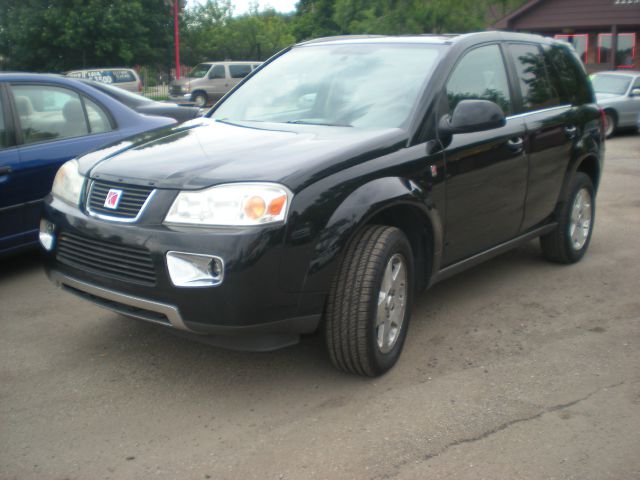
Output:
[[1, 134, 639, 480]]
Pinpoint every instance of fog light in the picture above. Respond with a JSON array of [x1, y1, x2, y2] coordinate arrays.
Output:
[[39, 219, 56, 251], [166, 251, 224, 287]]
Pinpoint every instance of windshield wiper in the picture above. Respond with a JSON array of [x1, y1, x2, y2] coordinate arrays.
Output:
[[285, 120, 352, 127]]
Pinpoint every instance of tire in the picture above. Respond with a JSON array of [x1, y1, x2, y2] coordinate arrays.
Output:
[[604, 110, 616, 138], [540, 172, 595, 264], [192, 92, 208, 107], [325, 225, 414, 376]]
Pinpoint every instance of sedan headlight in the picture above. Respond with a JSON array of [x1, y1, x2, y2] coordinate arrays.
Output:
[[165, 183, 292, 226], [51, 159, 85, 206]]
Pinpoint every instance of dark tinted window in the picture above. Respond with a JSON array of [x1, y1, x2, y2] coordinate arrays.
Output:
[[446, 44, 511, 115], [229, 64, 252, 79], [543, 44, 592, 105], [11, 84, 89, 144], [0, 97, 8, 149], [508, 43, 559, 112], [210, 65, 225, 79]]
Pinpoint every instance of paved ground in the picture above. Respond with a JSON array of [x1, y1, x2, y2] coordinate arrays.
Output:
[[1, 134, 639, 480]]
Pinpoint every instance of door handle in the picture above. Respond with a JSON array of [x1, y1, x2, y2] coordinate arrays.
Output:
[[0, 166, 12, 175], [564, 125, 578, 137], [506, 136, 524, 152]]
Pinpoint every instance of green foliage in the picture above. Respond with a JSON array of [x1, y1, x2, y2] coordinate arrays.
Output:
[[0, 0, 530, 72]]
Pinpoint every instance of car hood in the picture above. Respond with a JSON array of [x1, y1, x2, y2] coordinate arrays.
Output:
[[84, 118, 405, 192]]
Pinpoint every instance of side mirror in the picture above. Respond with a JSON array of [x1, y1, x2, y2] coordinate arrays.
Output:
[[439, 99, 506, 136], [630, 88, 640, 97]]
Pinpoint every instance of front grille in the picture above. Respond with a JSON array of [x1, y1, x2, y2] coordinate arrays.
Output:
[[87, 180, 154, 220], [170, 85, 183, 95], [57, 232, 157, 286]]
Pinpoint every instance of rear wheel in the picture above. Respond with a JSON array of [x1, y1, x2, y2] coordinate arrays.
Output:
[[325, 225, 414, 376], [540, 172, 595, 264]]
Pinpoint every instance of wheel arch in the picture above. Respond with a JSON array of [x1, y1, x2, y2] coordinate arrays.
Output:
[[299, 177, 443, 295]]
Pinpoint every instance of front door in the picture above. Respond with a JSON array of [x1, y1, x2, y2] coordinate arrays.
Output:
[[441, 43, 528, 265]]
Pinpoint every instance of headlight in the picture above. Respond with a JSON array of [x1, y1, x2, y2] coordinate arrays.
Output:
[[51, 159, 84, 206], [165, 183, 292, 226]]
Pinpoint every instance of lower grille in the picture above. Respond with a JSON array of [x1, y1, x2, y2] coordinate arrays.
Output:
[[57, 232, 156, 286]]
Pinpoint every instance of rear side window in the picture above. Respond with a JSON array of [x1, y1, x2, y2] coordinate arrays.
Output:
[[508, 43, 559, 112], [0, 96, 7, 148], [446, 44, 512, 115], [84, 97, 112, 134], [11, 84, 89, 144], [229, 64, 252, 79], [543, 44, 593, 105]]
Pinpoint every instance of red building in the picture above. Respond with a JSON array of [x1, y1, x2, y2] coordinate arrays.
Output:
[[492, 0, 640, 72]]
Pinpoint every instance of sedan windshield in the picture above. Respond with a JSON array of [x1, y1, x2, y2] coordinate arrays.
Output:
[[592, 74, 631, 95], [213, 43, 442, 129], [189, 63, 212, 78]]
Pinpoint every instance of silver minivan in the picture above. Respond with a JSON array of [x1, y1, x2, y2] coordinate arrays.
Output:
[[170, 61, 260, 107], [65, 68, 142, 93]]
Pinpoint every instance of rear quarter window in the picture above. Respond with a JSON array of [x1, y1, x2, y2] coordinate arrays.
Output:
[[543, 44, 593, 105]]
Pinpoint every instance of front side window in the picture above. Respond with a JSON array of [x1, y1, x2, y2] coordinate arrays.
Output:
[[214, 43, 442, 129], [11, 84, 89, 144], [508, 43, 559, 112], [446, 44, 511, 115], [598, 33, 636, 68], [229, 64, 252, 79], [189, 64, 212, 78]]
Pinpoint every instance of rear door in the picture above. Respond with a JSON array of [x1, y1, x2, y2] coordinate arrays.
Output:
[[441, 43, 528, 265], [505, 42, 575, 231], [0, 83, 24, 253]]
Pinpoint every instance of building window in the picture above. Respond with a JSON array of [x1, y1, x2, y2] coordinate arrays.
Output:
[[554, 34, 589, 64], [598, 33, 636, 68]]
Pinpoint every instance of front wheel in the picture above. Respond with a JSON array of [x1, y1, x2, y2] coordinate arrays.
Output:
[[604, 111, 616, 138], [325, 225, 414, 376], [540, 172, 595, 264], [192, 92, 208, 107]]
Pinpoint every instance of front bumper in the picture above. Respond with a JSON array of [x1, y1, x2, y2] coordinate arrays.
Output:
[[42, 196, 323, 349]]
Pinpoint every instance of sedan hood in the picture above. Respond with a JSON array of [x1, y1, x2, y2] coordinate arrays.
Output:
[[86, 118, 405, 192]]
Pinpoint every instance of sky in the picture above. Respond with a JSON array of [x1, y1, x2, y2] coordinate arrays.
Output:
[[190, 0, 298, 15]]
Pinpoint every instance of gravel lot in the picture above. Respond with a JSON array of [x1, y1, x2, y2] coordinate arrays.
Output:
[[1, 134, 639, 480]]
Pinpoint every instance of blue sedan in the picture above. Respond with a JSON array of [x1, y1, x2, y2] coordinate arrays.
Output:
[[0, 73, 176, 256]]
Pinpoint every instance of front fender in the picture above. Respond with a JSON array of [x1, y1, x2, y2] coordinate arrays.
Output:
[[286, 176, 443, 295]]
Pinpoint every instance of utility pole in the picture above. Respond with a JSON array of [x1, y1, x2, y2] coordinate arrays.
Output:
[[174, 0, 181, 79]]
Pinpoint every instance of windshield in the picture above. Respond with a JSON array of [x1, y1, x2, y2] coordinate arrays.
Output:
[[592, 74, 631, 95], [213, 43, 442, 129], [189, 63, 212, 78]]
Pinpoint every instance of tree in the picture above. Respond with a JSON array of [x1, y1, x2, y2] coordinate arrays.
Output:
[[0, 0, 174, 72]]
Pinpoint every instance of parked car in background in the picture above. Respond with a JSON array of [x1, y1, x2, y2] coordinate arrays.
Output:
[[41, 32, 603, 376], [78, 79, 202, 123], [65, 68, 142, 93], [592, 71, 640, 137], [169, 61, 261, 107], [0, 73, 176, 256]]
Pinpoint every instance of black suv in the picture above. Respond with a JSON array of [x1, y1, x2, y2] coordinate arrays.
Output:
[[41, 32, 604, 376]]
